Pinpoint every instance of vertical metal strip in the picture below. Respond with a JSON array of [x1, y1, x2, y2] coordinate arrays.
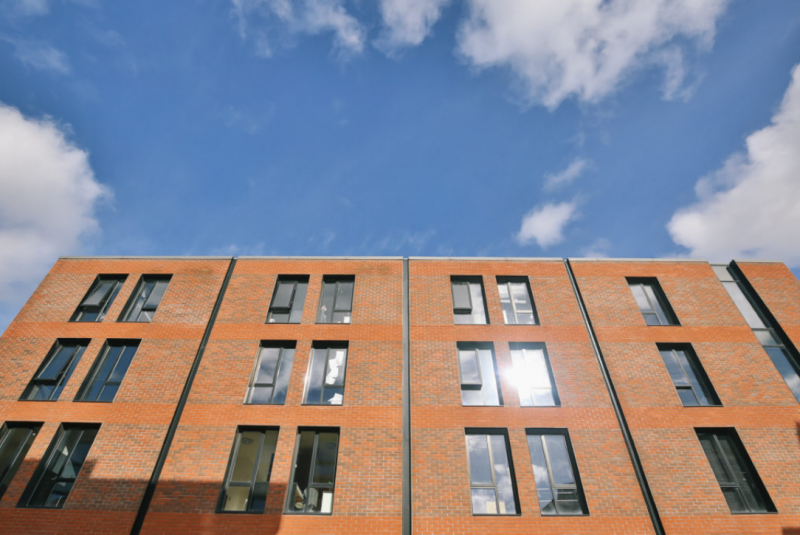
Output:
[[563, 259, 665, 535], [402, 257, 412, 535], [130, 257, 237, 535]]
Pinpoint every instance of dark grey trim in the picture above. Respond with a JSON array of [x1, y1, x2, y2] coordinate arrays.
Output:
[[563, 259, 664, 535], [130, 258, 237, 535], [402, 257, 411, 535]]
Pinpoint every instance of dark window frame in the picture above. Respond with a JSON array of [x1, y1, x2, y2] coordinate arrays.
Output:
[[451, 276, 490, 325], [75, 340, 140, 403], [245, 341, 296, 405], [0, 422, 42, 499], [70, 275, 127, 322], [457, 342, 503, 407], [657, 344, 720, 407], [627, 277, 679, 326], [526, 428, 589, 516], [496, 276, 539, 325], [509, 342, 560, 407], [464, 427, 521, 516], [118, 275, 172, 323], [217, 426, 279, 514], [20, 339, 90, 402], [267, 276, 309, 324], [316, 276, 355, 324], [303, 342, 349, 406], [284, 427, 340, 515]]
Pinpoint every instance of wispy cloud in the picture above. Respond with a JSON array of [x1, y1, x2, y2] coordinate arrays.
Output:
[[1, 35, 71, 74], [516, 201, 577, 249], [1, 0, 49, 17], [581, 237, 612, 258], [375, 0, 450, 54], [543, 158, 590, 191]]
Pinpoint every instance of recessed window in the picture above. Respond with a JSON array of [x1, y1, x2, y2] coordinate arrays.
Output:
[[658, 344, 720, 407], [286, 429, 339, 514], [304, 343, 348, 406], [497, 277, 538, 325], [510, 343, 559, 407], [119, 275, 171, 322], [458, 343, 502, 406], [21, 339, 89, 401], [70, 275, 126, 322], [317, 277, 354, 324], [696, 428, 775, 514], [19, 424, 100, 509], [627, 277, 679, 326], [218, 427, 278, 513], [246, 342, 295, 405], [76, 340, 139, 402], [0, 423, 41, 499], [464, 430, 519, 515], [451, 277, 488, 325], [267, 276, 308, 324], [527, 429, 588, 516]]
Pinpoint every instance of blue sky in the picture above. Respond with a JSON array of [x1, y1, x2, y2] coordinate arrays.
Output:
[[1, 0, 799, 332]]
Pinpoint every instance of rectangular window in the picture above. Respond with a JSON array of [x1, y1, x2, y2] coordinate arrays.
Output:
[[696, 428, 775, 514], [20, 424, 100, 509], [527, 429, 588, 516], [246, 342, 295, 405], [510, 343, 559, 407], [316, 276, 354, 324], [21, 339, 89, 401], [0, 422, 41, 499], [458, 343, 502, 406], [119, 275, 171, 322], [286, 429, 339, 514], [304, 343, 348, 405], [627, 277, 679, 326], [451, 277, 488, 325], [658, 344, 720, 406], [465, 430, 519, 515], [70, 275, 126, 322], [267, 276, 308, 323], [497, 277, 538, 325], [76, 340, 139, 402], [219, 427, 279, 513]]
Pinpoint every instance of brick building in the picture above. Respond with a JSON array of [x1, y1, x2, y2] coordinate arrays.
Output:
[[1, 256, 799, 535]]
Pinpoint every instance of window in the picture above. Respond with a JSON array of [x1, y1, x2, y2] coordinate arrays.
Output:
[[20, 424, 99, 508], [70, 276, 126, 322], [0, 423, 41, 499], [316, 276, 354, 324], [510, 343, 559, 407], [464, 430, 519, 515], [458, 343, 502, 406], [21, 340, 89, 401], [267, 276, 308, 323], [304, 343, 348, 405], [246, 342, 295, 405], [627, 277, 678, 326], [119, 275, 171, 322], [219, 427, 279, 513], [76, 340, 139, 402], [658, 344, 720, 407], [497, 277, 537, 325], [527, 429, 588, 515], [286, 429, 339, 514], [451, 277, 488, 325], [696, 428, 775, 514]]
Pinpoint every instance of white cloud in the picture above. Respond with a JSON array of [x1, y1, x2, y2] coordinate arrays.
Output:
[[544, 157, 589, 191], [581, 237, 612, 258], [668, 63, 800, 267], [375, 0, 450, 53], [456, 0, 729, 109], [516, 201, 577, 249], [0, 103, 109, 303], [231, 0, 365, 58], [2, 0, 49, 16], [0, 36, 70, 74]]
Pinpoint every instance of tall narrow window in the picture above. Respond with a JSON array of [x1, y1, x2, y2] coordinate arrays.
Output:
[[71, 276, 126, 322], [527, 429, 588, 516], [497, 277, 537, 325], [465, 430, 519, 515], [219, 427, 278, 513], [627, 278, 679, 326], [458, 343, 502, 406], [451, 277, 488, 325], [317, 277, 354, 324], [267, 276, 308, 323], [0, 423, 41, 499], [510, 343, 559, 407], [696, 428, 775, 514], [20, 424, 100, 509], [21, 340, 89, 401], [76, 340, 139, 402], [286, 429, 339, 514], [304, 343, 348, 405], [120, 275, 171, 322], [658, 344, 720, 406], [246, 342, 295, 405]]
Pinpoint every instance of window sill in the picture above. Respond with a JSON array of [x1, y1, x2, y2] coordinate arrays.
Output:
[[471, 513, 521, 517]]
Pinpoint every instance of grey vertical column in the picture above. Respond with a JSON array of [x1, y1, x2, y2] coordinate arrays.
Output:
[[402, 257, 412, 535]]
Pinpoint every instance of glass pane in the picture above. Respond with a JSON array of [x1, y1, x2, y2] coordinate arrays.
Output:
[[722, 487, 746, 513], [478, 350, 499, 405], [528, 435, 554, 512], [38, 345, 75, 382], [489, 435, 517, 514], [289, 282, 307, 323], [470, 283, 487, 324], [325, 349, 347, 387], [660, 350, 687, 385], [675, 350, 711, 405], [272, 281, 295, 309], [677, 388, 698, 406], [312, 432, 338, 485], [630, 284, 653, 313], [517, 312, 536, 325], [268, 312, 289, 323], [143, 280, 168, 310], [461, 388, 484, 406], [754, 329, 779, 346], [526, 349, 555, 406], [453, 312, 472, 324], [305, 349, 327, 403], [323, 387, 344, 405], [288, 432, 315, 511], [511, 283, 532, 312], [44, 481, 73, 508], [334, 281, 353, 311], [256, 347, 281, 385], [718, 435, 766, 513], [712, 265, 734, 281], [764, 346, 800, 400], [31, 384, 55, 401], [256, 431, 278, 484], [96, 385, 118, 402], [222, 486, 250, 511], [317, 283, 336, 323], [466, 435, 493, 486], [272, 349, 294, 405], [555, 488, 582, 514], [137, 309, 155, 322], [544, 435, 575, 486], [511, 351, 533, 407], [108, 345, 137, 384], [501, 302, 516, 325], [459, 350, 481, 386], [643, 284, 670, 325], [0, 428, 33, 490], [249, 386, 273, 405], [698, 434, 732, 483], [470, 488, 497, 514], [231, 432, 260, 483], [83, 280, 114, 307], [643, 314, 661, 326], [452, 282, 471, 311], [723, 282, 766, 329], [125, 281, 150, 321], [498, 283, 510, 301]]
